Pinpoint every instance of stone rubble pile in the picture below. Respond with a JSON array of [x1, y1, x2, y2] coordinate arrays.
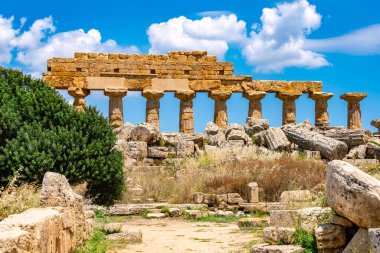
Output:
[[115, 117, 380, 169], [0, 172, 94, 253]]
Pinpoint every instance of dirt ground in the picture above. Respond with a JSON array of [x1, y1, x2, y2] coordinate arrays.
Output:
[[113, 216, 261, 253]]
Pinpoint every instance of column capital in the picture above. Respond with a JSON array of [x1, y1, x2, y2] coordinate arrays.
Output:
[[209, 90, 232, 100], [104, 88, 127, 97], [276, 92, 302, 101], [340, 92, 368, 102], [142, 89, 164, 99], [243, 91, 266, 100], [175, 90, 196, 101], [308, 92, 334, 101], [68, 87, 90, 97]]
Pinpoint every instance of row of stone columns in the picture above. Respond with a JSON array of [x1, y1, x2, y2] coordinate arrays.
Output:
[[68, 88, 367, 131]]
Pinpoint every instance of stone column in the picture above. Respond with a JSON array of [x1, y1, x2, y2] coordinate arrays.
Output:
[[243, 91, 267, 119], [68, 87, 90, 112], [104, 88, 127, 128], [175, 90, 196, 134], [276, 92, 302, 125], [142, 89, 164, 130], [209, 90, 232, 129], [308, 92, 334, 129], [340, 92, 368, 130]]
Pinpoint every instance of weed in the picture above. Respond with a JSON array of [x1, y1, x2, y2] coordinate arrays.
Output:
[[192, 216, 238, 223], [298, 151, 307, 160], [75, 230, 108, 253], [291, 226, 318, 253]]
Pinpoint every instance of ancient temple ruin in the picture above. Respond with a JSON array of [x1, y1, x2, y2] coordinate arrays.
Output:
[[42, 51, 367, 132]]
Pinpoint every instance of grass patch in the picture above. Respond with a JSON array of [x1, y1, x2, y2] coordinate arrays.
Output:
[[192, 216, 238, 223], [291, 226, 317, 253], [75, 230, 108, 253]]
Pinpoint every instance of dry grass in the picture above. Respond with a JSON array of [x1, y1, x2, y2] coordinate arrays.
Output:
[[123, 146, 327, 203], [0, 169, 40, 221]]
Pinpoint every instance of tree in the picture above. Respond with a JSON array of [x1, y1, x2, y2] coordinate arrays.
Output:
[[0, 67, 124, 205]]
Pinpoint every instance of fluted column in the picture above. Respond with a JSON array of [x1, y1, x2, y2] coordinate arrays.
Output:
[[308, 92, 334, 129], [175, 90, 196, 133], [243, 91, 267, 119], [209, 90, 232, 128], [104, 88, 127, 128], [142, 89, 164, 130], [340, 92, 368, 129], [68, 87, 90, 112], [276, 92, 302, 125]]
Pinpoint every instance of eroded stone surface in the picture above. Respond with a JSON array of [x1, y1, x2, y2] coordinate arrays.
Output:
[[315, 223, 346, 251]]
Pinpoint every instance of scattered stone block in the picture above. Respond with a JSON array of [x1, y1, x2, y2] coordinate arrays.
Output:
[[263, 226, 295, 244], [326, 160, 380, 228], [0, 227, 31, 253], [252, 243, 304, 253], [330, 214, 353, 227], [226, 123, 249, 143], [175, 141, 194, 158], [346, 144, 366, 159], [238, 217, 269, 228], [148, 146, 169, 159], [315, 224, 346, 251], [227, 193, 244, 204], [280, 190, 312, 203], [305, 150, 321, 160], [366, 138, 380, 160], [282, 125, 348, 160], [343, 228, 370, 253], [244, 117, 269, 136], [263, 128, 291, 152], [216, 210, 234, 218], [106, 229, 142, 243], [129, 123, 159, 143], [119, 141, 148, 161], [168, 208, 180, 217], [322, 128, 370, 149], [248, 182, 259, 203], [183, 210, 208, 219], [223, 140, 245, 148]]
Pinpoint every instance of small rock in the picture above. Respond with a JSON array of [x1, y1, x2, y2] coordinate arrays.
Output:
[[129, 123, 159, 143], [235, 211, 245, 217], [330, 214, 353, 227], [168, 208, 180, 217], [263, 227, 296, 244], [244, 117, 269, 136], [106, 230, 142, 243], [216, 210, 234, 217], [146, 213, 165, 219], [227, 193, 244, 204], [238, 217, 269, 228], [252, 243, 304, 253]]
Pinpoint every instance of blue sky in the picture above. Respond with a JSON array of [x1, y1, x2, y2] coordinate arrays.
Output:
[[1, 0, 379, 133]]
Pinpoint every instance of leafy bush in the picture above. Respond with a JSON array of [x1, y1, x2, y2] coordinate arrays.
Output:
[[291, 226, 317, 253], [0, 67, 124, 204]]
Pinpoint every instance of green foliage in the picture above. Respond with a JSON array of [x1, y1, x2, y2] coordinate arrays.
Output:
[[0, 67, 124, 205], [193, 216, 238, 223], [291, 226, 317, 253], [298, 151, 307, 160], [75, 230, 108, 253]]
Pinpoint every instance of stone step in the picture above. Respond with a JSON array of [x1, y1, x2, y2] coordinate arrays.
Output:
[[251, 243, 304, 253]]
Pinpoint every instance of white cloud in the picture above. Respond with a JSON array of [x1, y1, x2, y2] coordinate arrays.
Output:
[[0, 15, 139, 76], [197, 11, 232, 18], [0, 15, 18, 64], [242, 0, 329, 73], [305, 24, 380, 55], [147, 14, 246, 60]]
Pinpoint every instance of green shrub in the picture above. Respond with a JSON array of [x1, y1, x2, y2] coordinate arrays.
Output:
[[291, 226, 317, 253], [0, 67, 124, 205], [75, 230, 108, 253]]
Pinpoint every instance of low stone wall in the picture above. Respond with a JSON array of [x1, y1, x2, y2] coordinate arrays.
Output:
[[0, 172, 94, 253]]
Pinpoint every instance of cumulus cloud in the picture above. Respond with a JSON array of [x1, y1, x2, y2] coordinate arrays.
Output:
[[197, 11, 232, 18], [305, 24, 380, 55], [147, 14, 246, 60], [242, 0, 329, 73], [0, 15, 139, 75]]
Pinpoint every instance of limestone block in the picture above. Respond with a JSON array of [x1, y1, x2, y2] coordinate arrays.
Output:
[[322, 128, 370, 148], [244, 117, 269, 136], [238, 217, 269, 228], [147, 213, 165, 218], [346, 144, 367, 159], [343, 228, 370, 253], [326, 160, 380, 228], [263, 128, 291, 151], [330, 214, 353, 227], [40, 172, 86, 246], [248, 182, 259, 203], [263, 226, 296, 244], [175, 141, 194, 158], [168, 208, 180, 217], [115, 122, 135, 141], [315, 224, 346, 251], [282, 125, 348, 160], [226, 123, 249, 143], [129, 123, 160, 143], [252, 243, 304, 253], [366, 138, 380, 160], [0, 227, 32, 253], [147, 146, 169, 159], [227, 193, 244, 204], [122, 141, 148, 161], [280, 190, 312, 203], [204, 122, 226, 147], [183, 210, 208, 219], [368, 228, 380, 253], [269, 207, 332, 231], [106, 229, 142, 243], [193, 192, 205, 204], [222, 140, 245, 149]]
